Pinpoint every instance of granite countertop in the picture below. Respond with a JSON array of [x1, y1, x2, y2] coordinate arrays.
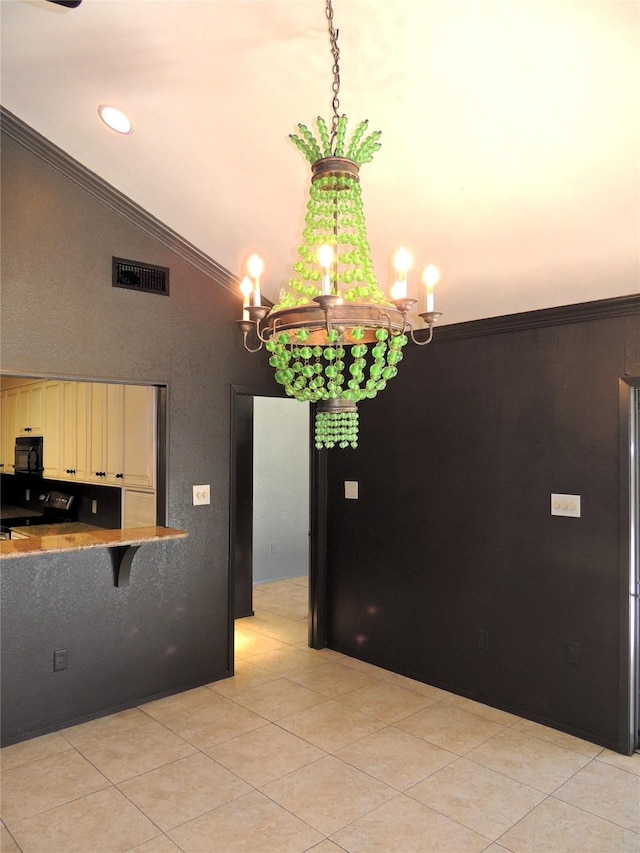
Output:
[[9, 522, 106, 538], [0, 526, 188, 559]]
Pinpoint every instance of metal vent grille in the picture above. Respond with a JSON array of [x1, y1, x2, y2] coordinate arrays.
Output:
[[112, 257, 169, 295]]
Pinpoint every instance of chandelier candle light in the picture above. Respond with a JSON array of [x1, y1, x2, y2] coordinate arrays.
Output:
[[237, 0, 443, 449]]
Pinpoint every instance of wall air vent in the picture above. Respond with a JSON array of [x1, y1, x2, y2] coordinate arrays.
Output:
[[112, 257, 169, 296]]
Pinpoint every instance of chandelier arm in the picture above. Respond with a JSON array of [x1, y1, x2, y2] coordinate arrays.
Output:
[[243, 336, 265, 353], [325, 307, 334, 337], [408, 325, 435, 346], [402, 316, 416, 336], [236, 322, 265, 353], [253, 318, 274, 344], [377, 310, 396, 339]]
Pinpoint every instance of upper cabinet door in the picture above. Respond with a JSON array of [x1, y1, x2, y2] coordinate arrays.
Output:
[[17, 382, 44, 435], [59, 381, 78, 480], [121, 385, 156, 489], [42, 380, 62, 479], [104, 383, 123, 483], [88, 383, 109, 482], [0, 390, 16, 473]]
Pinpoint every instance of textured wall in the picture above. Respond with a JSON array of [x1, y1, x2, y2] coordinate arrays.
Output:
[[326, 311, 640, 753], [252, 397, 309, 584], [0, 130, 273, 743]]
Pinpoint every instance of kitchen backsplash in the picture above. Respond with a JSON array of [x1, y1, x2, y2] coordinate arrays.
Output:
[[1, 473, 122, 529]]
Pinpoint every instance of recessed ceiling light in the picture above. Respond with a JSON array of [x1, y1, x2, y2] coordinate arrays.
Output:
[[98, 105, 133, 134]]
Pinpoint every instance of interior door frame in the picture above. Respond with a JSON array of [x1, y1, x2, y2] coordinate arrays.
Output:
[[619, 376, 640, 754], [228, 385, 326, 675]]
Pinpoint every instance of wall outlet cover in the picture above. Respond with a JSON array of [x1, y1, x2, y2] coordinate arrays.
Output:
[[344, 481, 359, 500], [53, 649, 68, 671], [551, 494, 581, 517], [193, 485, 211, 506]]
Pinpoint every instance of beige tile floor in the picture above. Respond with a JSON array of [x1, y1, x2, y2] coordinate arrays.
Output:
[[1, 575, 639, 852]]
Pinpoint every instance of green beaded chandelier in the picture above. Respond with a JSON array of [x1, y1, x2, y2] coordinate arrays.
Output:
[[237, 0, 442, 449]]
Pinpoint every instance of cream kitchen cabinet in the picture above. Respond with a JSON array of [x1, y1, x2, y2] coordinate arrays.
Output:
[[59, 380, 90, 482], [1, 380, 156, 490], [1, 385, 42, 472], [120, 385, 156, 489], [88, 383, 156, 489], [0, 393, 5, 473], [88, 383, 119, 484], [0, 392, 9, 473], [122, 488, 157, 528], [1, 388, 19, 474], [16, 382, 44, 435], [42, 380, 62, 479]]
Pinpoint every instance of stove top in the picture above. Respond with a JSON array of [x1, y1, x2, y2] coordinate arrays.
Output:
[[38, 491, 75, 512]]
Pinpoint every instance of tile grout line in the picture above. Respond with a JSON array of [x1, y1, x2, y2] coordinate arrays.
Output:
[[546, 752, 640, 836], [3, 579, 637, 852]]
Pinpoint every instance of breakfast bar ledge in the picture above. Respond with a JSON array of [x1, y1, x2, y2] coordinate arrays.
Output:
[[0, 526, 188, 587]]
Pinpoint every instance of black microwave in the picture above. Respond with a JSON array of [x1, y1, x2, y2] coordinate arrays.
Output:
[[15, 436, 43, 476]]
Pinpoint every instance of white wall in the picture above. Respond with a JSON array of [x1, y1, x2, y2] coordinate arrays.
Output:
[[252, 397, 309, 584]]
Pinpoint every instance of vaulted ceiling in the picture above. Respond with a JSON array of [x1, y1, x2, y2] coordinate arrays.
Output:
[[1, 0, 638, 324]]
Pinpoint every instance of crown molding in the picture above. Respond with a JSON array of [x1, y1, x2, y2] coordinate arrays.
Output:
[[416, 294, 640, 343], [1, 106, 238, 294]]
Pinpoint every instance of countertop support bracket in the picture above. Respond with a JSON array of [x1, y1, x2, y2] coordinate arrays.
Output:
[[110, 545, 141, 588]]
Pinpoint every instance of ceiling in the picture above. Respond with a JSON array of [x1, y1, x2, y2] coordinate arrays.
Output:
[[1, 0, 638, 325]]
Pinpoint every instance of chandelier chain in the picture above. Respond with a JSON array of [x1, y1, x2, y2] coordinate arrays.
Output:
[[325, 0, 341, 144]]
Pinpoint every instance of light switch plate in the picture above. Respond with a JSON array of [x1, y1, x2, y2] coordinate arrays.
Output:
[[193, 485, 211, 506], [344, 481, 359, 500], [551, 493, 581, 517]]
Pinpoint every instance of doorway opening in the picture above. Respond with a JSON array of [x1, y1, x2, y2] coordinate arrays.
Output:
[[252, 396, 310, 588], [229, 385, 327, 673]]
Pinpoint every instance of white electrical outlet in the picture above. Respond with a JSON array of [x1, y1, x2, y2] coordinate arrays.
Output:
[[551, 493, 581, 517], [193, 485, 211, 506], [344, 481, 359, 500], [91, 500, 98, 514]]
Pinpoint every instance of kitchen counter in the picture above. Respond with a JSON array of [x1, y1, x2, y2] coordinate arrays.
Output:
[[1, 526, 187, 557], [0, 505, 44, 522], [0, 526, 188, 587], [9, 521, 106, 539]]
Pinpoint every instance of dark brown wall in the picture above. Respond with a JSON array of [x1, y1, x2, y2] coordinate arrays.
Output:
[[326, 309, 640, 753], [0, 126, 273, 744]]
